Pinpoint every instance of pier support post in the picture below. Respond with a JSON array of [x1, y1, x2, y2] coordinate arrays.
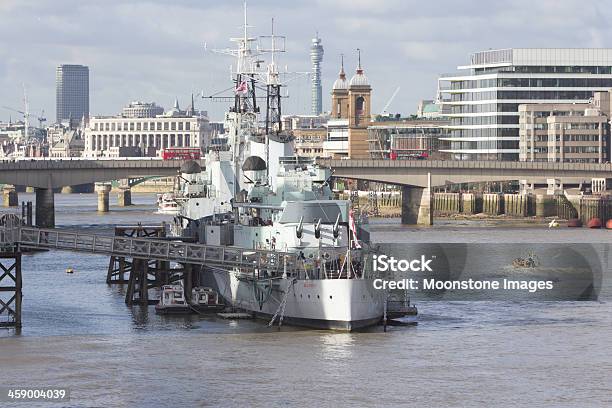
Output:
[[34, 187, 55, 228], [139, 259, 149, 305], [401, 185, 433, 225], [117, 188, 132, 207], [536, 194, 556, 218], [183, 264, 193, 303], [95, 183, 111, 213], [2, 186, 18, 207], [461, 193, 476, 214], [0, 251, 22, 329]]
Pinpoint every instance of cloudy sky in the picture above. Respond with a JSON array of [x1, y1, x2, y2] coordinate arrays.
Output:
[[0, 0, 609, 123]]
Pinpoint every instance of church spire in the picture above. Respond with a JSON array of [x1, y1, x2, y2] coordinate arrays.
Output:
[[356, 48, 363, 74]]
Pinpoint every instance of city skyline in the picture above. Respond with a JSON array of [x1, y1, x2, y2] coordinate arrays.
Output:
[[1, 0, 611, 122]]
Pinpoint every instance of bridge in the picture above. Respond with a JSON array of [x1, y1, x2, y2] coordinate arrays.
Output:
[[0, 159, 203, 189], [316, 159, 612, 187], [317, 159, 612, 225], [0, 159, 203, 227]]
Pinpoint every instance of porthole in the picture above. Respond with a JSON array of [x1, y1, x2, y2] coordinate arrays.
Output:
[[307, 294, 310, 299], [317, 295, 320, 299], [300, 294, 302, 298], [329, 295, 332, 300]]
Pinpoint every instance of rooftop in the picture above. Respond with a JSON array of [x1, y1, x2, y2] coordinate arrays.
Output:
[[461, 48, 612, 69]]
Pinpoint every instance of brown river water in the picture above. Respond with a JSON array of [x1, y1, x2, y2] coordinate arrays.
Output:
[[0, 193, 611, 407]]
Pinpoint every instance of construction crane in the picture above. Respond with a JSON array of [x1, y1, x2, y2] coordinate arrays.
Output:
[[1, 84, 46, 140], [380, 86, 401, 115], [1, 106, 46, 127]]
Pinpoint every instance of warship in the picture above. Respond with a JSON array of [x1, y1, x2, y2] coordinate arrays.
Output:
[[171, 5, 385, 330]]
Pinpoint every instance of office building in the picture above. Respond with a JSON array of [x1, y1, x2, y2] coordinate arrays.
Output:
[[519, 91, 611, 163], [438, 48, 612, 160], [83, 99, 211, 157], [282, 114, 328, 158], [368, 118, 450, 160], [56, 64, 89, 123]]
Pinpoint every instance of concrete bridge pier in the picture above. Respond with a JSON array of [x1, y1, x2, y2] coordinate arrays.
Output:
[[401, 175, 433, 225], [35, 188, 55, 228], [536, 194, 557, 217], [3, 186, 18, 207], [95, 183, 112, 212], [117, 188, 132, 206]]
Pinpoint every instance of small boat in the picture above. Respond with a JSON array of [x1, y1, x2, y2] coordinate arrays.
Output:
[[587, 218, 602, 229], [155, 284, 189, 314], [157, 193, 179, 215], [548, 218, 560, 228], [65, 267, 74, 274], [512, 251, 539, 268], [190, 286, 225, 312], [387, 316, 418, 326], [155, 285, 224, 315], [568, 218, 583, 228]]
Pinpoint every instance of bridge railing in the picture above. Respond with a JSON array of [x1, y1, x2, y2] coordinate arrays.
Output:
[[0, 227, 19, 249], [14, 227, 298, 275]]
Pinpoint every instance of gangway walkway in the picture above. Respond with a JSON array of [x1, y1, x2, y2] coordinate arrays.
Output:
[[0, 226, 297, 277]]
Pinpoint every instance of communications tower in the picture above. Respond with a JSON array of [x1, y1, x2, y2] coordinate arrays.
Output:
[[310, 35, 324, 115]]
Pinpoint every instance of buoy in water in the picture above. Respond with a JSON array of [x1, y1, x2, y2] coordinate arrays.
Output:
[[568, 218, 582, 228], [587, 218, 602, 229], [606, 219, 612, 229], [65, 267, 74, 274]]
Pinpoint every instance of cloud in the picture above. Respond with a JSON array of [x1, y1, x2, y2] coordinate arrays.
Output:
[[1, 0, 612, 122]]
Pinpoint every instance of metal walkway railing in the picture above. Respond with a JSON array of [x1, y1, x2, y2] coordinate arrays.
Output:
[[0, 227, 298, 276]]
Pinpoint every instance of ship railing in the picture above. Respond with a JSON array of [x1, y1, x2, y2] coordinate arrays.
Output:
[[12, 226, 301, 274]]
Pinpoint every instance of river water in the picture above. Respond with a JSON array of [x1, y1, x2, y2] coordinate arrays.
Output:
[[0, 193, 611, 407]]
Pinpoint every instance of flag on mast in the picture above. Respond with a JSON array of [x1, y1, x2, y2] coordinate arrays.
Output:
[[349, 209, 361, 249], [235, 80, 248, 95]]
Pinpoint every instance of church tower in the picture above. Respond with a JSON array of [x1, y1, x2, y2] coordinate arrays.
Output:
[[348, 49, 372, 158], [331, 55, 349, 119]]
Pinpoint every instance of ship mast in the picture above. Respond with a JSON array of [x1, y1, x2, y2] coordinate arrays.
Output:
[[260, 18, 286, 181]]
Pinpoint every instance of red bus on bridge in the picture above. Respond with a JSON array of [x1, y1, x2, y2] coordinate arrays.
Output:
[[160, 148, 201, 160]]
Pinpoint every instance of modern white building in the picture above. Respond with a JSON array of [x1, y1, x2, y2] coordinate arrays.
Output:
[[438, 48, 612, 160], [322, 118, 349, 158], [83, 100, 211, 157]]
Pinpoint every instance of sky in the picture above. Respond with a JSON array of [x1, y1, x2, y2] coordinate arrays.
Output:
[[0, 0, 610, 123]]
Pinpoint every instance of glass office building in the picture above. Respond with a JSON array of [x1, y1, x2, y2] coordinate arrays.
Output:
[[437, 48, 612, 160], [56, 64, 89, 124]]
